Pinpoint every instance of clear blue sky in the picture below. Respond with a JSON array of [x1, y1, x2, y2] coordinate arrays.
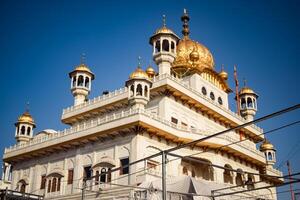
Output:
[[0, 0, 299, 198]]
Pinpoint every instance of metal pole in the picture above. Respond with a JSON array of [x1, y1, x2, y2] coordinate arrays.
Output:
[[287, 161, 295, 200], [162, 151, 167, 200], [81, 178, 86, 200]]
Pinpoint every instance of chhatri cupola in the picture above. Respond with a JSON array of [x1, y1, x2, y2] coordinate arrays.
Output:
[[15, 105, 36, 144]]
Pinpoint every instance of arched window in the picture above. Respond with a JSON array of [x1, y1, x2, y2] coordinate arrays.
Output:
[[144, 85, 148, 97], [236, 169, 244, 186], [51, 178, 57, 192], [100, 168, 107, 183], [218, 97, 223, 105], [19, 180, 26, 193], [247, 97, 253, 108], [202, 87, 207, 95], [155, 40, 160, 53], [182, 167, 188, 175], [21, 126, 25, 135], [171, 41, 175, 53], [57, 177, 61, 191], [210, 92, 215, 101], [246, 174, 255, 190], [130, 85, 134, 97], [241, 98, 246, 109], [202, 162, 214, 181], [136, 84, 142, 96], [78, 75, 84, 86], [47, 179, 51, 193], [268, 152, 272, 160], [162, 39, 169, 52], [72, 76, 76, 87], [85, 77, 90, 88], [27, 127, 31, 136], [223, 164, 233, 184]]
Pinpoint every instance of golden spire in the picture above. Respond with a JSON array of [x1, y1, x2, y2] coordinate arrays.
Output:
[[181, 8, 190, 38]]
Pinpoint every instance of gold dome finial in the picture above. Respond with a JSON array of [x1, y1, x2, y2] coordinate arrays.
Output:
[[260, 139, 275, 151], [219, 64, 228, 80], [181, 8, 190, 38], [16, 103, 36, 127]]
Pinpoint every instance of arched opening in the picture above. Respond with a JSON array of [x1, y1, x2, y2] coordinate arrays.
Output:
[[136, 84, 142, 96], [182, 167, 188, 175], [144, 85, 148, 97], [47, 179, 51, 193], [21, 126, 25, 135], [78, 75, 84, 86], [100, 168, 107, 183], [162, 39, 169, 52], [247, 97, 253, 108], [95, 170, 99, 185], [253, 98, 257, 109], [155, 40, 160, 53], [130, 85, 134, 97], [51, 178, 57, 192], [241, 98, 246, 109], [181, 157, 214, 181], [236, 169, 244, 187], [218, 97, 223, 105], [246, 174, 255, 190], [223, 164, 233, 184], [19, 180, 26, 193], [268, 152, 272, 160], [27, 127, 31, 136], [46, 173, 63, 193], [210, 92, 215, 101], [201, 87, 207, 95], [72, 76, 76, 87], [171, 41, 175, 53], [85, 77, 90, 88]]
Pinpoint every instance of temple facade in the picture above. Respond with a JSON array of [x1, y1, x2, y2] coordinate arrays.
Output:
[[1, 10, 282, 200]]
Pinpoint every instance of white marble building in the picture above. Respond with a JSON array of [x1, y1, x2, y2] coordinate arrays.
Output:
[[1, 10, 282, 200]]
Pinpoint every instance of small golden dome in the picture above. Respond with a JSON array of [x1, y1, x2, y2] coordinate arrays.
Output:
[[219, 70, 228, 80], [16, 111, 36, 127], [260, 140, 275, 151], [239, 87, 257, 96], [155, 26, 175, 35], [189, 47, 200, 62], [146, 66, 155, 77], [129, 67, 149, 79], [69, 63, 95, 80]]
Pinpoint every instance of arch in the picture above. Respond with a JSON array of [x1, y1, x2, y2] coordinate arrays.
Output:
[[210, 92, 215, 101], [82, 154, 93, 166], [18, 179, 27, 193], [236, 168, 244, 186], [85, 77, 90, 88], [268, 152, 272, 160], [27, 127, 31, 136], [78, 75, 84, 86], [21, 126, 26, 135], [46, 172, 64, 178], [47, 179, 51, 193], [182, 157, 214, 181], [72, 76, 76, 87], [93, 156, 116, 168], [155, 40, 160, 53], [130, 85, 134, 97], [201, 87, 207, 95], [51, 177, 57, 192], [247, 97, 253, 108], [171, 41, 175, 53], [241, 98, 246, 109], [253, 98, 257, 109], [218, 97, 223, 105], [136, 84, 142, 96], [223, 164, 233, 184], [246, 174, 255, 190], [162, 39, 169, 52], [144, 85, 148, 97], [100, 168, 107, 183]]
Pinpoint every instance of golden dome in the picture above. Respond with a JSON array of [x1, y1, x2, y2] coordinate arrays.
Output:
[[155, 26, 175, 35], [129, 67, 149, 79], [260, 140, 275, 151], [239, 87, 257, 96], [69, 63, 95, 80], [219, 70, 228, 80], [16, 111, 36, 127], [146, 66, 155, 77], [172, 38, 214, 74]]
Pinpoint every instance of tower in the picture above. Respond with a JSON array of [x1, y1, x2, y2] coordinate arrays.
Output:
[[260, 140, 276, 166], [126, 59, 152, 109], [238, 83, 258, 121], [69, 55, 95, 106], [15, 106, 36, 144], [149, 15, 179, 75]]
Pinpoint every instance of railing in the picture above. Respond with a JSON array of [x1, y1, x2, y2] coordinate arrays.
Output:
[[266, 167, 282, 176], [5, 109, 264, 159], [62, 87, 128, 115]]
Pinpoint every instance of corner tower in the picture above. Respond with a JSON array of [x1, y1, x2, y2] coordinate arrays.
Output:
[[149, 15, 180, 75], [260, 140, 276, 166], [238, 84, 258, 121], [15, 106, 36, 144], [69, 55, 95, 106]]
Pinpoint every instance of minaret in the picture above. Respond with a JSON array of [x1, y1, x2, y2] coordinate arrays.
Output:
[[149, 15, 179, 75], [69, 54, 95, 106], [15, 103, 36, 144], [238, 80, 258, 121], [260, 140, 276, 166], [125, 57, 152, 109]]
